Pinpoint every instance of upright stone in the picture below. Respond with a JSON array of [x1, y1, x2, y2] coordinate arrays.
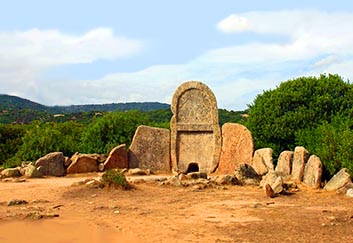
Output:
[[170, 81, 221, 174], [217, 123, 254, 174], [275, 151, 294, 176], [104, 144, 128, 170], [291, 146, 310, 181], [252, 148, 274, 176], [35, 152, 65, 176], [303, 155, 323, 188], [128, 125, 170, 172]]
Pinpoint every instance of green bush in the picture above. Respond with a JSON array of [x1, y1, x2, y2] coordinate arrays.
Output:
[[15, 121, 84, 162], [101, 169, 131, 190], [80, 111, 148, 154], [246, 74, 353, 160], [0, 124, 25, 166], [296, 115, 353, 178]]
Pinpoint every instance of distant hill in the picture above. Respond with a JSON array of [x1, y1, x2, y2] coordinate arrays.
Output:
[[0, 94, 169, 113], [0, 94, 49, 112], [0, 94, 170, 124], [0, 94, 247, 125]]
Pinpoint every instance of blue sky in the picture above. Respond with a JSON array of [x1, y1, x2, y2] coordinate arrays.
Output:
[[1, 0, 353, 110]]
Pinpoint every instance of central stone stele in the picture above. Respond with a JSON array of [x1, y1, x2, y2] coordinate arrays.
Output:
[[170, 81, 221, 173]]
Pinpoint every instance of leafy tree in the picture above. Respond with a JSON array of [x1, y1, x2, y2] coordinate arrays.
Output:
[[218, 109, 248, 126], [0, 124, 25, 166], [296, 115, 353, 178], [14, 121, 84, 163], [80, 111, 148, 154], [246, 74, 353, 165]]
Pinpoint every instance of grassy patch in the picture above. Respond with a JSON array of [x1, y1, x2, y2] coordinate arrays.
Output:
[[101, 169, 132, 190]]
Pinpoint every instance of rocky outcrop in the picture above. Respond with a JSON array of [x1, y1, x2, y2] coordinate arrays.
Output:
[[291, 146, 310, 181], [303, 155, 322, 188], [324, 168, 352, 191], [252, 148, 274, 176], [275, 151, 293, 176], [129, 125, 170, 172], [234, 163, 260, 186], [35, 152, 65, 176], [217, 123, 254, 174], [67, 154, 98, 174], [104, 144, 128, 170]]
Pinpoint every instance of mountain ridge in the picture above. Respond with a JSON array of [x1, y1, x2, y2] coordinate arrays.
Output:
[[0, 94, 170, 114]]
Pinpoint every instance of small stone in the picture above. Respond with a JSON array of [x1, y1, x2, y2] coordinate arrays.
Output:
[[192, 185, 202, 190], [346, 188, 353, 198], [8, 199, 28, 206], [178, 173, 188, 181], [234, 163, 260, 186], [187, 172, 208, 180], [25, 164, 43, 178], [250, 203, 262, 208], [127, 168, 147, 176], [130, 178, 145, 184], [260, 170, 283, 194], [1, 168, 21, 178], [215, 175, 238, 185], [114, 210, 120, 214], [98, 163, 105, 172], [265, 184, 275, 198]]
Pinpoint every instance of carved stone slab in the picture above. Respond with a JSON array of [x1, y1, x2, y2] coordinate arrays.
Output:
[[170, 81, 221, 173]]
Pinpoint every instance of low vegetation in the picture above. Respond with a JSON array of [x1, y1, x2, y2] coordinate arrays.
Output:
[[101, 169, 131, 190]]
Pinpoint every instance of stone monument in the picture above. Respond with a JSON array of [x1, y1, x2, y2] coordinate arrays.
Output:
[[170, 81, 221, 173]]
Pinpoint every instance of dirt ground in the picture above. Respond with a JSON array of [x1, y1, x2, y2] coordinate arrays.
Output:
[[0, 173, 352, 243]]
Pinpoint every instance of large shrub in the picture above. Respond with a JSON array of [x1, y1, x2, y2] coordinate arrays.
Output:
[[296, 115, 353, 177], [80, 110, 148, 154], [14, 121, 84, 163], [0, 124, 25, 166], [246, 74, 353, 176]]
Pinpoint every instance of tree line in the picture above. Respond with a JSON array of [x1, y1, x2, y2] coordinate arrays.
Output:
[[0, 109, 243, 168]]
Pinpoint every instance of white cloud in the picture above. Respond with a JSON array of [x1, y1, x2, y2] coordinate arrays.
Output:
[[2, 10, 353, 110], [0, 28, 143, 103], [0, 28, 142, 67], [217, 14, 251, 33]]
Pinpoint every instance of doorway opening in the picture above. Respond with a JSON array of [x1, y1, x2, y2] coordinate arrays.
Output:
[[186, 163, 199, 173]]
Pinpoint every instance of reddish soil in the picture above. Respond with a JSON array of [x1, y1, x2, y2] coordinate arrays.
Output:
[[0, 174, 352, 243]]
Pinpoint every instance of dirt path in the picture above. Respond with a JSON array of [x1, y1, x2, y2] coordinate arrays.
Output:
[[0, 174, 352, 243]]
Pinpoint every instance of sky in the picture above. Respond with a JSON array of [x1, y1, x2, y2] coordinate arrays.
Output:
[[1, 0, 353, 110]]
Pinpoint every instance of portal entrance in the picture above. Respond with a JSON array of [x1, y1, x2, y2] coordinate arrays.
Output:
[[186, 163, 199, 173]]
